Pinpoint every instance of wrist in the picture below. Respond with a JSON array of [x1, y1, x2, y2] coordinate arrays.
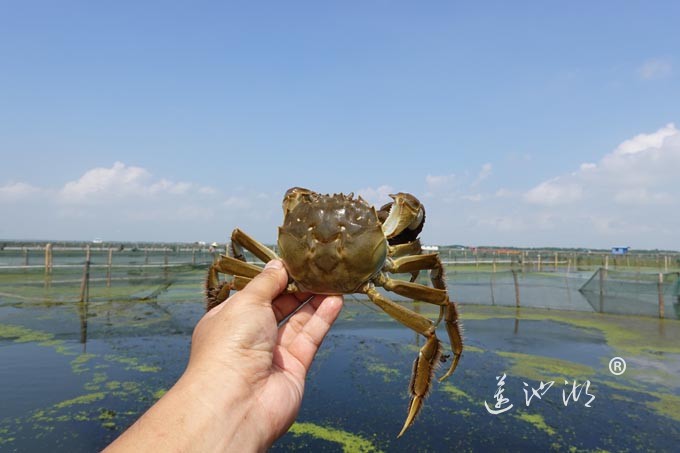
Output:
[[174, 368, 268, 452]]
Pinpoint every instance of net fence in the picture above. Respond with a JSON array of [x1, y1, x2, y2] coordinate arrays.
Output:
[[579, 268, 680, 318], [1, 247, 678, 320], [403, 266, 679, 319]]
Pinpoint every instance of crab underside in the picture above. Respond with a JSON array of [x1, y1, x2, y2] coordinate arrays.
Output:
[[206, 187, 463, 437]]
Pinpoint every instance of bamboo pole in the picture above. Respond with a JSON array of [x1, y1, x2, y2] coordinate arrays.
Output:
[[554, 252, 558, 272], [537, 253, 541, 272], [23, 247, 28, 266]]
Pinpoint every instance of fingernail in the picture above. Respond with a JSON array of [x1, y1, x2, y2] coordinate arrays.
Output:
[[264, 260, 283, 270]]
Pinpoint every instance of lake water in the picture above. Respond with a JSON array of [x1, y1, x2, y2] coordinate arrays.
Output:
[[1, 268, 680, 452]]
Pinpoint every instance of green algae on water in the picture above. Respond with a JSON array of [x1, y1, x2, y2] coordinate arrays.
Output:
[[366, 363, 400, 383], [0, 323, 55, 344], [440, 382, 475, 403], [497, 351, 595, 382], [53, 392, 107, 409], [103, 354, 161, 372], [288, 422, 383, 453], [515, 412, 556, 436]]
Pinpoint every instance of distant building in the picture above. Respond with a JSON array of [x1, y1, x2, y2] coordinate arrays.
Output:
[[611, 246, 629, 255], [422, 245, 439, 252]]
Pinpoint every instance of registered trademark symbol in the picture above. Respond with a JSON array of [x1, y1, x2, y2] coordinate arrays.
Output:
[[609, 357, 627, 375]]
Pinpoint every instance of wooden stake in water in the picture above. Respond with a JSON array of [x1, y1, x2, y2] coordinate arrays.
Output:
[[79, 245, 91, 303], [107, 247, 113, 287], [658, 272, 665, 319], [44, 243, 53, 273], [554, 252, 558, 272], [599, 267, 605, 313], [511, 270, 520, 308]]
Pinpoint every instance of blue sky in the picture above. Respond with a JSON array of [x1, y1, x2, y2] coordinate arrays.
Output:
[[1, 1, 679, 249]]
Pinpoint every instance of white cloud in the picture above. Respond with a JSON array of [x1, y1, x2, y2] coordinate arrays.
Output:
[[472, 163, 492, 187], [494, 188, 514, 198], [425, 173, 456, 191], [59, 161, 149, 202], [637, 58, 672, 80], [614, 188, 672, 205], [0, 182, 43, 202], [510, 123, 680, 247], [223, 196, 251, 209], [58, 162, 213, 204], [3, 126, 679, 249], [524, 178, 583, 205], [0, 162, 278, 242], [357, 184, 394, 207], [461, 193, 483, 202], [612, 123, 677, 155], [420, 123, 680, 249]]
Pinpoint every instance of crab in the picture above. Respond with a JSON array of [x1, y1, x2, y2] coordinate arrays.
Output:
[[206, 187, 463, 437]]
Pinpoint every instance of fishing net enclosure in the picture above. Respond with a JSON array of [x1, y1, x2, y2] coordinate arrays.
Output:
[[579, 268, 680, 318]]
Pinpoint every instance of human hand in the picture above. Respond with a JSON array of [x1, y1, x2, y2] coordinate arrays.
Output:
[[105, 259, 343, 453], [187, 259, 344, 448]]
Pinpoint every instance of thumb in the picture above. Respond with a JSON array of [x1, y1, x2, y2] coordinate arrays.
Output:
[[237, 260, 289, 304]]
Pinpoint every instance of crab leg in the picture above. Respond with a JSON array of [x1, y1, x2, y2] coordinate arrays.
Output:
[[375, 272, 463, 384], [387, 253, 446, 290], [386, 253, 462, 380], [363, 286, 442, 438], [386, 240, 424, 282], [206, 229, 280, 311], [206, 253, 303, 310], [387, 239, 423, 259], [230, 228, 280, 263], [206, 255, 262, 310]]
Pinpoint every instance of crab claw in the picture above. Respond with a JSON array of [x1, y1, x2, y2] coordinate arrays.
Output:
[[381, 193, 425, 244]]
